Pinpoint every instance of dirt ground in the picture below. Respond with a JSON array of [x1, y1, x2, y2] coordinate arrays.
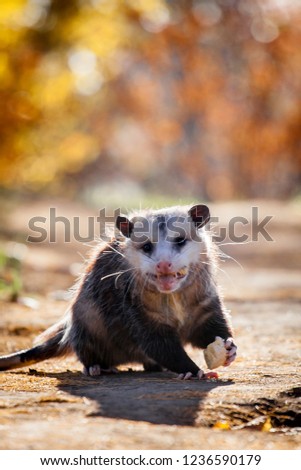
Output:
[[0, 198, 300, 450]]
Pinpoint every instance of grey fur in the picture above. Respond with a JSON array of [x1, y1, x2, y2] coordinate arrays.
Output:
[[0, 204, 235, 376]]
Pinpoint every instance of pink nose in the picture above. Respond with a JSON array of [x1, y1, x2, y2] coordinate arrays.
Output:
[[156, 261, 172, 274]]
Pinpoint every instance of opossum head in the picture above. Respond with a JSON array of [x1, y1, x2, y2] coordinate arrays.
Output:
[[116, 204, 211, 294]]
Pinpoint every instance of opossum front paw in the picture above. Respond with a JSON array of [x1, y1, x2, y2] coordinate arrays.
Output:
[[177, 370, 218, 380], [177, 371, 194, 380], [223, 337, 237, 367]]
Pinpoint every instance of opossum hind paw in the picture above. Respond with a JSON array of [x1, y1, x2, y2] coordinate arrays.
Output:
[[83, 365, 102, 376], [83, 365, 119, 377]]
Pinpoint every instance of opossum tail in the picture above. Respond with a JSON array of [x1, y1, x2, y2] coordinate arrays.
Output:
[[0, 321, 71, 371]]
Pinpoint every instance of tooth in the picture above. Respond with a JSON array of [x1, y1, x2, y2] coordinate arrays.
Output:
[[177, 267, 187, 277]]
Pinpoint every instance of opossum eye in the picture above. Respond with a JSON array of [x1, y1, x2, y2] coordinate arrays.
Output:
[[141, 242, 153, 254], [174, 237, 187, 246]]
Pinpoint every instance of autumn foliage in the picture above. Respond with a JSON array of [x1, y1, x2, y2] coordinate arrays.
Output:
[[0, 0, 300, 200]]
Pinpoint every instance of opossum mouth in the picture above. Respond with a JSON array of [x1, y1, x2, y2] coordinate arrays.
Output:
[[149, 267, 188, 292]]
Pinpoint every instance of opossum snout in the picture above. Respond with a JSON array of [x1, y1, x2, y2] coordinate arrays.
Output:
[[156, 261, 172, 274]]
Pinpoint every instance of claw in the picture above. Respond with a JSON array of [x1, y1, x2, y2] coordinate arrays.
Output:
[[225, 338, 234, 349], [88, 365, 102, 376], [183, 372, 193, 380], [177, 370, 208, 380], [177, 372, 193, 380]]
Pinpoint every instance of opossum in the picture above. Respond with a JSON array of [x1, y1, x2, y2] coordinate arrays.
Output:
[[0, 204, 237, 379]]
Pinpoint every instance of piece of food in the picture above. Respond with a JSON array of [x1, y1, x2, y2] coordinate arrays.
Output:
[[204, 336, 227, 369]]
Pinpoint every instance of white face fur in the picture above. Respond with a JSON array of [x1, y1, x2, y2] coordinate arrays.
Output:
[[122, 206, 211, 294]]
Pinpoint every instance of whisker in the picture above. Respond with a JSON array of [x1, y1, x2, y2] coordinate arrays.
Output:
[[218, 251, 244, 270], [105, 243, 126, 258], [215, 240, 252, 247], [101, 267, 136, 282], [122, 270, 139, 307], [76, 251, 87, 263]]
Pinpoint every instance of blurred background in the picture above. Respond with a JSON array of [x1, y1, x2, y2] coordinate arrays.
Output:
[[0, 0, 301, 203], [0, 0, 300, 302]]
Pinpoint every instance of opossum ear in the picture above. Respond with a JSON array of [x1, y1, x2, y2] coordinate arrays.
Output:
[[116, 215, 134, 238], [189, 204, 210, 228]]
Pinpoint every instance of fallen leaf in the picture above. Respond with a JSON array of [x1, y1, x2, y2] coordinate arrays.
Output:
[[213, 421, 231, 430], [261, 416, 272, 432]]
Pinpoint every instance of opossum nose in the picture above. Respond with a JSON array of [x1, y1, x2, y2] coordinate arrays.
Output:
[[156, 261, 172, 274]]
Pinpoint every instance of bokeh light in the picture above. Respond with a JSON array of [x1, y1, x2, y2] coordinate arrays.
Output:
[[0, 0, 300, 201]]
